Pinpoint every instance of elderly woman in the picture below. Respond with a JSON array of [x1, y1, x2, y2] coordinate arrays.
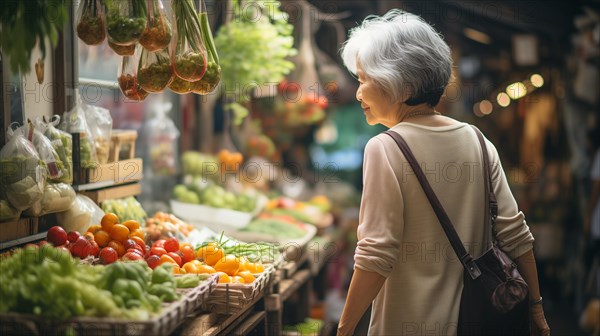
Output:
[[337, 10, 551, 336]]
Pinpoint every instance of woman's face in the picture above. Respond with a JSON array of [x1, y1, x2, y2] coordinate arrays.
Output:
[[356, 62, 401, 127]]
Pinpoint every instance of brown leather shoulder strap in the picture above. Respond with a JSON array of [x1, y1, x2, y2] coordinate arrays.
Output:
[[470, 126, 498, 222], [383, 130, 481, 279]]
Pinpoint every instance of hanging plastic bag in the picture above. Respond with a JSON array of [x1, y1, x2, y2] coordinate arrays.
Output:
[[24, 183, 76, 217], [0, 123, 45, 211], [105, 0, 147, 46], [42, 116, 73, 184], [56, 194, 104, 234], [15, 120, 63, 180], [192, 0, 221, 94], [60, 93, 98, 168], [138, 47, 174, 93], [172, 0, 207, 82], [118, 45, 150, 101], [108, 37, 136, 56], [139, 0, 172, 52], [144, 100, 180, 176], [76, 0, 106, 46], [168, 75, 194, 94], [84, 105, 113, 164]]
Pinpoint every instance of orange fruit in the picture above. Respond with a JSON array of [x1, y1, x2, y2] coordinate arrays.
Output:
[[172, 265, 183, 274], [110, 224, 130, 242], [101, 213, 119, 232], [131, 236, 147, 251], [87, 225, 102, 234], [246, 262, 265, 273], [160, 254, 177, 265], [237, 270, 255, 283], [94, 230, 111, 247], [196, 264, 216, 274], [216, 271, 231, 283], [198, 243, 225, 266], [83, 232, 95, 241], [182, 262, 199, 274], [238, 256, 249, 271], [231, 276, 245, 284], [122, 220, 140, 232], [129, 229, 145, 240], [214, 254, 240, 276], [108, 240, 125, 257]]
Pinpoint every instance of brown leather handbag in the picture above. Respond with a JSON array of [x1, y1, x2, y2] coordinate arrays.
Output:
[[384, 126, 530, 336]]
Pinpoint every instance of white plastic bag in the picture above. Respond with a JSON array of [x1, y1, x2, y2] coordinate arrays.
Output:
[[144, 100, 179, 176], [16, 120, 63, 180], [84, 104, 113, 164], [0, 198, 21, 222], [0, 123, 45, 210], [42, 116, 73, 184], [24, 183, 76, 216], [56, 194, 104, 234]]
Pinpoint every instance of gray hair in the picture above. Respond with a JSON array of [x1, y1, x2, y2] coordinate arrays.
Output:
[[341, 10, 452, 106]]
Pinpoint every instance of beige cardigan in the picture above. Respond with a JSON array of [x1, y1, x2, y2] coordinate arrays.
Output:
[[355, 122, 534, 336]]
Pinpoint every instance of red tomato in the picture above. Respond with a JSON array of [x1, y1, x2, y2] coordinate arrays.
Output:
[[163, 238, 180, 253], [152, 239, 166, 249], [123, 239, 137, 251], [179, 245, 196, 264], [88, 241, 100, 257], [46, 226, 67, 246], [167, 252, 183, 267], [123, 251, 144, 261], [70, 237, 91, 258], [67, 231, 81, 243], [131, 237, 147, 253], [146, 255, 160, 269], [151, 246, 167, 257], [99, 247, 118, 264]]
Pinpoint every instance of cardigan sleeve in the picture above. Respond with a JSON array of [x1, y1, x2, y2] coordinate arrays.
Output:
[[487, 140, 535, 259], [354, 137, 405, 278]]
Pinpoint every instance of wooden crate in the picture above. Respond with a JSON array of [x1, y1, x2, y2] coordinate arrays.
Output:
[[108, 130, 138, 163], [80, 158, 143, 185], [0, 217, 38, 243]]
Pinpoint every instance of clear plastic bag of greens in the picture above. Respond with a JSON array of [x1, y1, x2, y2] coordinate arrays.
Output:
[[138, 47, 174, 93], [105, 0, 147, 46], [42, 116, 73, 184], [139, 0, 172, 52], [192, 0, 220, 95], [108, 37, 136, 56], [60, 94, 98, 169], [0, 123, 45, 211], [172, 0, 207, 82], [84, 104, 113, 164], [24, 182, 76, 217], [144, 100, 179, 176], [76, 0, 106, 46], [16, 120, 63, 180], [118, 45, 150, 101], [167, 74, 194, 94]]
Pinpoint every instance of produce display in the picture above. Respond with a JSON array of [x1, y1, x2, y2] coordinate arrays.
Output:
[[173, 183, 258, 212], [240, 214, 309, 239], [101, 196, 148, 224], [181, 151, 218, 178], [144, 212, 194, 242], [0, 244, 183, 320], [138, 0, 172, 52], [76, 0, 106, 46], [105, 0, 147, 46], [263, 196, 331, 226]]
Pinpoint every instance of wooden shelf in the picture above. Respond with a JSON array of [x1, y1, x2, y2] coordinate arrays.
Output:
[[77, 158, 143, 186], [279, 269, 311, 302], [79, 182, 141, 203], [0, 231, 46, 251], [0, 217, 39, 245]]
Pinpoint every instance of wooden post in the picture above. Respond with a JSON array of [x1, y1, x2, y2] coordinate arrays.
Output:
[[1, 52, 8, 147]]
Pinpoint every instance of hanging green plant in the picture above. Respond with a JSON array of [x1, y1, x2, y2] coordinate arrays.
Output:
[[0, 0, 68, 75]]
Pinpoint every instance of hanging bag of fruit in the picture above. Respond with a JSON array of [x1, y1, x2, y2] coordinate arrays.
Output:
[[139, 0, 172, 52], [138, 47, 174, 93], [76, 0, 106, 46], [118, 45, 150, 101], [192, 0, 220, 94], [105, 0, 147, 46], [171, 0, 208, 82]]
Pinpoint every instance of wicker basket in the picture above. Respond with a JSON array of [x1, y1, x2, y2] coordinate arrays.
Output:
[[204, 264, 275, 315], [0, 274, 218, 336]]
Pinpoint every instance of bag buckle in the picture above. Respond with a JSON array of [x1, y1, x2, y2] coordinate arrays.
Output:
[[461, 255, 482, 280]]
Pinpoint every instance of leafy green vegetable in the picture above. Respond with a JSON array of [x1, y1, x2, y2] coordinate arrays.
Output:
[[0, 0, 68, 74]]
